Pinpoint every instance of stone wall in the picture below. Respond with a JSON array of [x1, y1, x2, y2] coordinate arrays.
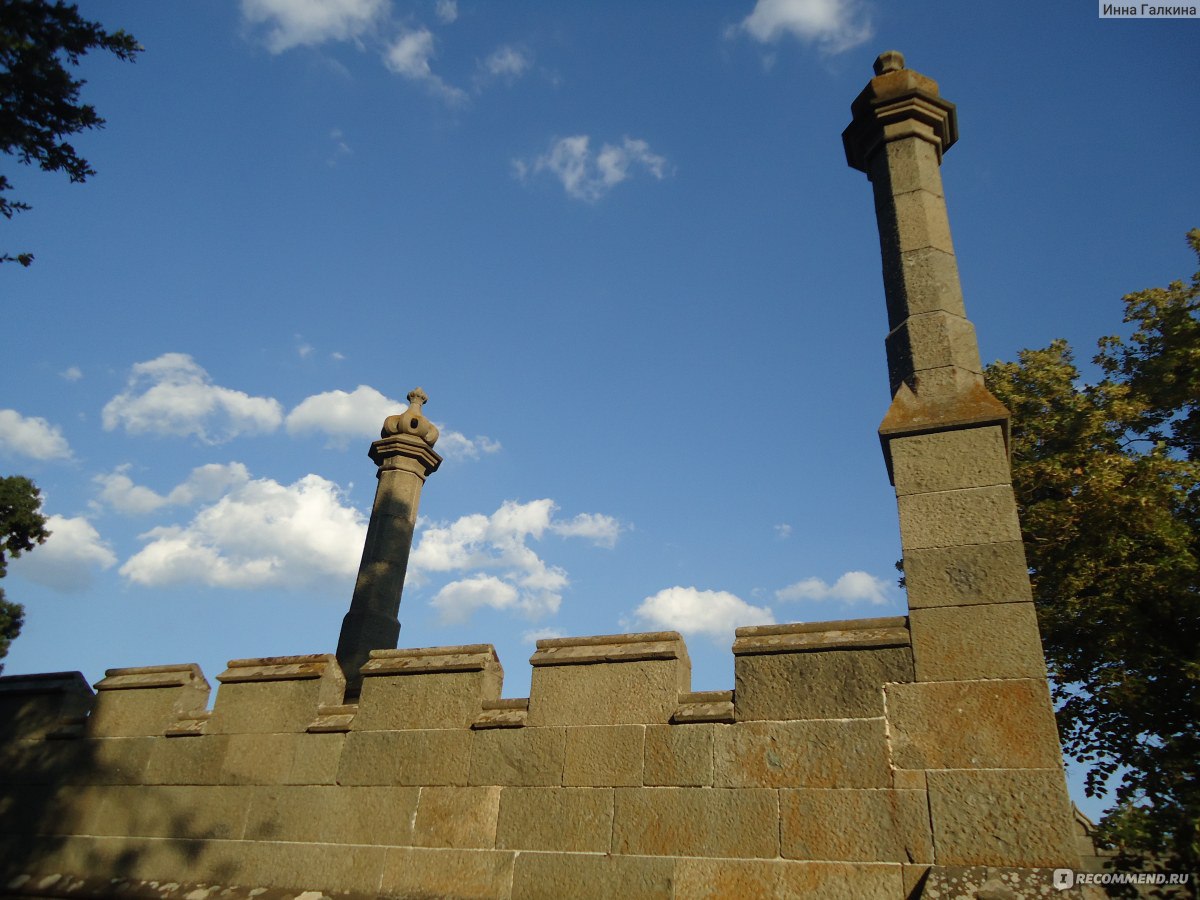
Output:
[[0, 620, 1080, 899]]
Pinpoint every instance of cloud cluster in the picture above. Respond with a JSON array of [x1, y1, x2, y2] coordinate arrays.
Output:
[[102, 353, 283, 444], [384, 28, 466, 104], [10, 515, 116, 592], [515, 136, 670, 202], [775, 570, 893, 605], [0, 409, 72, 461], [411, 499, 622, 623], [241, 0, 387, 53], [633, 586, 775, 639], [736, 0, 873, 54], [103, 355, 497, 460], [94, 463, 252, 516], [120, 473, 366, 589]]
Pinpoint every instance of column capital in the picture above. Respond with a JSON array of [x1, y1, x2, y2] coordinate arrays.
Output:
[[842, 51, 958, 174], [368, 433, 442, 477]]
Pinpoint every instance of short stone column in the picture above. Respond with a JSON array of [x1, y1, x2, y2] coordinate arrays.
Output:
[[336, 388, 442, 695], [844, 52, 1079, 875]]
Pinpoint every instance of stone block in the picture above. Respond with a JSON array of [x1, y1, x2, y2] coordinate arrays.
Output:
[[0, 672, 93, 743], [882, 247, 965, 330], [886, 679, 1064, 770], [904, 541, 1033, 608], [909, 603, 1049, 681], [413, 785, 501, 848], [143, 734, 228, 785], [528, 632, 690, 726], [338, 728, 471, 785], [886, 313, 983, 394], [243, 785, 333, 842], [469, 725, 565, 786], [674, 859, 902, 900], [926, 770, 1080, 867], [780, 788, 932, 863], [74, 736, 157, 785], [671, 690, 734, 723], [382, 847, 516, 899], [0, 737, 87, 786], [644, 723, 714, 786], [715, 719, 892, 788], [921, 865, 1091, 898], [564, 724, 644, 786], [0, 784, 87, 836], [220, 732, 295, 784], [210, 654, 345, 735], [882, 136, 944, 198], [88, 664, 210, 738], [613, 786, 778, 858], [897, 485, 1022, 550], [355, 644, 503, 731], [497, 786, 614, 852], [890, 426, 1011, 496], [246, 784, 421, 846], [735, 646, 913, 721], [235, 840, 388, 895], [890, 188, 955, 255], [512, 851, 674, 899], [286, 731, 343, 784], [125, 784, 252, 841]]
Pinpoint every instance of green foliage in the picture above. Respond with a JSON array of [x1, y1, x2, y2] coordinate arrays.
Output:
[[0, 0, 140, 265], [984, 230, 1200, 874], [0, 475, 50, 671]]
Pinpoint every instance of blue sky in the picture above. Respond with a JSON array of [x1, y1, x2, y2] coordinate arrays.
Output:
[[1, 1, 1196, 820]]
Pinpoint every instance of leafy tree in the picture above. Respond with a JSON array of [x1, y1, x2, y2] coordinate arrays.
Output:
[[985, 229, 1200, 876], [1, 0, 140, 265], [0, 475, 50, 671]]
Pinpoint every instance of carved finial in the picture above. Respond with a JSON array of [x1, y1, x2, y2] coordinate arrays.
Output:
[[873, 50, 905, 75], [381, 386, 440, 446]]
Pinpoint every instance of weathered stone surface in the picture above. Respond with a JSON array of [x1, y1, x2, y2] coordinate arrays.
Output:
[[497, 786, 614, 852], [286, 731, 343, 784], [909, 603, 1048, 681], [881, 247, 965, 331], [734, 617, 910, 653], [926, 770, 1080, 867], [0, 736, 87, 786], [919, 865, 1090, 898], [512, 851, 674, 899], [780, 788, 932, 863], [897, 485, 1023, 550], [381, 846, 515, 899], [886, 679, 1063, 770], [671, 690, 734, 724], [338, 728, 471, 785], [90, 784, 252, 841], [413, 784, 501, 848], [469, 725, 565, 786], [143, 735, 229, 785], [210, 655, 344, 735], [885, 313, 982, 394], [880, 135, 944, 197], [674, 859, 903, 900], [244, 784, 420, 846], [66, 737, 156, 786], [904, 541, 1033, 608], [613, 787, 778, 858], [644, 723, 714, 787], [529, 633, 689, 726], [355, 646, 503, 731], [234, 840, 388, 895], [564, 724, 644, 786], [88, 665, 210, 738], [884, 188, 955, 255], [893, 768, 927, 791], [735, 646, 913, 721], [220, 732, 295, 784], [890, 426, 1010, 496], [715, 719, 892, 788]]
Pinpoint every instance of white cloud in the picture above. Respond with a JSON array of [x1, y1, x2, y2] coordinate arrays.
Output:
[[11, 515, 116, 592], [384, 28, 467, 104], [411, 499, 620, 623], [0, 410, 72, 461], [550, 512, 622, 548], [327, 128, 353, 167], [523, 627, 564, 644], [119, 473, 366, 589], [633, 586, 775, 640], [434, 0, 457, 24], [517, 135, 669, 202], [736, 0, 872, 54], [94, 463, 252, 516], [775, 570, 893, 606], [774, 523, 792, 539], [60, 366, 82, 382], [102, 353, 283, 444], [481, 45, 531, 80], [241, 0, 388, 53], [285, 384, 499, 459]]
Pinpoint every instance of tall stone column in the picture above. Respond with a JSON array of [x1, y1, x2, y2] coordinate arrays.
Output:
[[336, 387, 442, 696], [844, 53, 1079, 874]]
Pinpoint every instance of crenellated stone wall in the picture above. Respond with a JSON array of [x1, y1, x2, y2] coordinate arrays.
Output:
[[0, 620, 1081, 899]]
